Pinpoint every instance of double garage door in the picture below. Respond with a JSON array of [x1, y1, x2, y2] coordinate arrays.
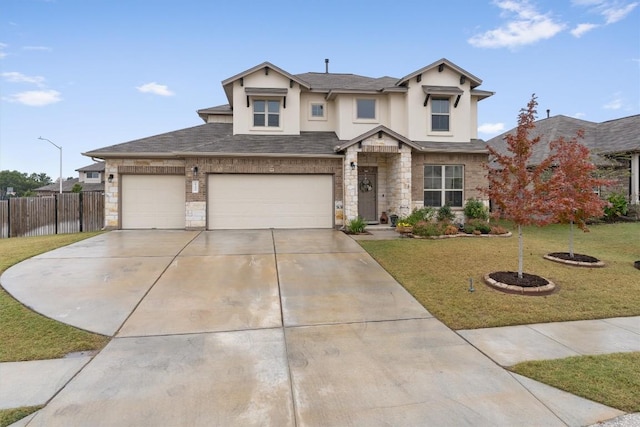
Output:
[[121, 174, 333, 229], [208, 174, 333, 229]]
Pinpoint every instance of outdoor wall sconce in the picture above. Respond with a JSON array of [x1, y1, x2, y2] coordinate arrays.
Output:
[[192, 166, 199, 177], [108, 174, 114, 183], [350, 162, 356, 170]]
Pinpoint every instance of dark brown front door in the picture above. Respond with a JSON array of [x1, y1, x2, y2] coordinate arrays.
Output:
[[358, 167, 377, 222]]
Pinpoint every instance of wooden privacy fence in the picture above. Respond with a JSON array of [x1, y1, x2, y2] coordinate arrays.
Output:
[[0, 192, 104, 238]]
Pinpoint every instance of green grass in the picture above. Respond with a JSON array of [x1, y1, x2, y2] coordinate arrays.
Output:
[[0, 406, 43, 427], [511, 352, 640, 413], [0, 232, 110, 362], [360, 222, 640, 330]]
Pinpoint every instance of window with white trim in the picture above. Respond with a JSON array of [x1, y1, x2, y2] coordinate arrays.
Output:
[[356, 99, 376, 120], [253, 100, 280, 127], [86, 172, 99, 179], [424, 165, 463, 207], [310, 103, 325, 118], [431, 98, 450, 132]]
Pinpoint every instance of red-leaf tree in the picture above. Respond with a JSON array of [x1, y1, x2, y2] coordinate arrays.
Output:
[[482, 95, 556, 278], [548, 133, 610, 256]]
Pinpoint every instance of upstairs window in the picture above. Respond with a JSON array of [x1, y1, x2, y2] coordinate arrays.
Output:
[[311, 103, 325, 118], [86, 172, 100, 179], [253, 100, 280, 127], [431, 98, 450, 132], [424, 165, 463, 207], [356, 99, 376, 120]]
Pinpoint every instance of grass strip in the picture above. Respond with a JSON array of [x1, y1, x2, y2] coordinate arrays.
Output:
[[511, 352, 640, 413]]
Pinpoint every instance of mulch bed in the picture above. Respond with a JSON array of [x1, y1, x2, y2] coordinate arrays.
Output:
[[547, 252, 600, 263], [544, 252, 605, 268], [489, 271, 549, 287], [484, 271, 556, 296]]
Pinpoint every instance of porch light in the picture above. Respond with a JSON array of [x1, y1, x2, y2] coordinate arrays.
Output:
[[350, 161, 356, 170], [108, 174, 114, 183], [192, 166, 199, 177]]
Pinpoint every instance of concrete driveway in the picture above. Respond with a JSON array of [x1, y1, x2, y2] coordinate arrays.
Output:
[[0, 230, 620, 426]]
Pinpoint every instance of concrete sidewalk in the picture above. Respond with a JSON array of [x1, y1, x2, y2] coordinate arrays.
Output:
[[0, 229, 635, 426]]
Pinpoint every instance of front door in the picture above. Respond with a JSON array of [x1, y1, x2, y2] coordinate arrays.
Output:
[[358, 167, 377, 222]]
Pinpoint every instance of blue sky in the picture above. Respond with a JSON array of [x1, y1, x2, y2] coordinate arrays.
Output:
[[1, 0, 639, 180]]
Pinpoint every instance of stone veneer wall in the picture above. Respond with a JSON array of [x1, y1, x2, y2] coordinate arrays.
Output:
[[410, 152, 489, 211], [104, 159, 186, 229]]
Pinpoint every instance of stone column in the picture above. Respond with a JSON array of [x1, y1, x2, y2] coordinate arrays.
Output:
[[344, 148, 359, 222]]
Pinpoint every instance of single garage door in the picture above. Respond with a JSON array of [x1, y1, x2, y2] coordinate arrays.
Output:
[[121, 175, 185, 229], [208, 174, 333, 229]]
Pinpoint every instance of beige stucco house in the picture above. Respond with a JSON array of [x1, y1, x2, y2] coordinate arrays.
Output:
[[84, 59, 494, 230]]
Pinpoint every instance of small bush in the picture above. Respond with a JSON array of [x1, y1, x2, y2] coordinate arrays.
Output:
[[346, 217, 367, 234], [464, 219, 491, 234], [412, 221, 443, 237], [437, 205, 455, 223], [464, 198, 489, 220], [490, 225, 508, 235], [401, 207, 435, 226], [443, 224, 459, 235], [603, 193, 628, 221]]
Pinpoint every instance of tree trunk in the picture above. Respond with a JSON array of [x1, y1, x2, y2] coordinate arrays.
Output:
[[569, 220, 574, 258], [518, 224, 523, 278]]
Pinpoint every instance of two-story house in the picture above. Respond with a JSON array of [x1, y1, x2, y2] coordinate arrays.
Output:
[[84, 59, 494, 230], [35, 162, 106, 195]]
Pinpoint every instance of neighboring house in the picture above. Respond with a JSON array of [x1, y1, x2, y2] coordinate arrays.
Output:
[[35, 162, 106, 195], [486, 114, 640, 205], [84, 59, 494, 230]]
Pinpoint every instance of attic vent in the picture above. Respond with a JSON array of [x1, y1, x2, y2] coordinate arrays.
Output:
[[325, 58, 329, 73], [438, 63, 444, 72]]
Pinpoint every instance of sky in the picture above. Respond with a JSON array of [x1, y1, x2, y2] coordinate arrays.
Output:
[[1, 0, 639, 181]]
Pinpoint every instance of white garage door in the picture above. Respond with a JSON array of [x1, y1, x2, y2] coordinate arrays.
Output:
[[121, 175, 185, 229], [208, 174, 333, 229]]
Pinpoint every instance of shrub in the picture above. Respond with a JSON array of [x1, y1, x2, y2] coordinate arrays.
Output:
[[603, 193, 628, 221], [465, 219, 491, 234], [412, 221, 443, 237], [401, 207, 435, 226], [437, 204, 455, 223], [490, 225, 508, 235], [443, 224, 459, 235], [346, 216, 367, 234], [464, 198, 489, 221]]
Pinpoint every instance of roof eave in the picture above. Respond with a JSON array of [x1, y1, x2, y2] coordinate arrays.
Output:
[[397, 58, 483, 88]]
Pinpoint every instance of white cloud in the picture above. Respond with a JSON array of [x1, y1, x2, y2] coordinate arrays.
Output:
[[573, 112, 587, 118], [603, 93, 623, 110], [1, 71, 46, 87], [4, 90, 62, 106], [571, 23, 600, 36], [468, 1, 565, 48], [478, 122, 506, 134], [602, 2, 638, 23], [0, 43, 7, 59], [136, 82, 174, 96], [22, 46, 52, 52], [572, 0, 638, 24]]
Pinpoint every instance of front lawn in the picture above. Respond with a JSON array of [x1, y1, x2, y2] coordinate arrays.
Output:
[[360, 222, 640, 330], [0, 232, 110, 362]]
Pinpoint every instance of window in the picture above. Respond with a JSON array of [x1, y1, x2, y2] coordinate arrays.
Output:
[[310, 103, 325, 118], [356, 99, 376, 120], [424, 165, 463, 207], [431, 98, 450, 132], [86, 172, 99, 179], [253, 100, 280, 127]]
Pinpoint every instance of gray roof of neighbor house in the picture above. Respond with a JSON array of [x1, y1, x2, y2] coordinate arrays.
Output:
[[486, 114, 640, 166], [84, 123, 343, 158], [35, 178, 104, 193], [76, 162, 105, 172]]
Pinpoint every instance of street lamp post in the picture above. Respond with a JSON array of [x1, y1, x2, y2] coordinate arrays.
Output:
[[38, 137, 62, 194]]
